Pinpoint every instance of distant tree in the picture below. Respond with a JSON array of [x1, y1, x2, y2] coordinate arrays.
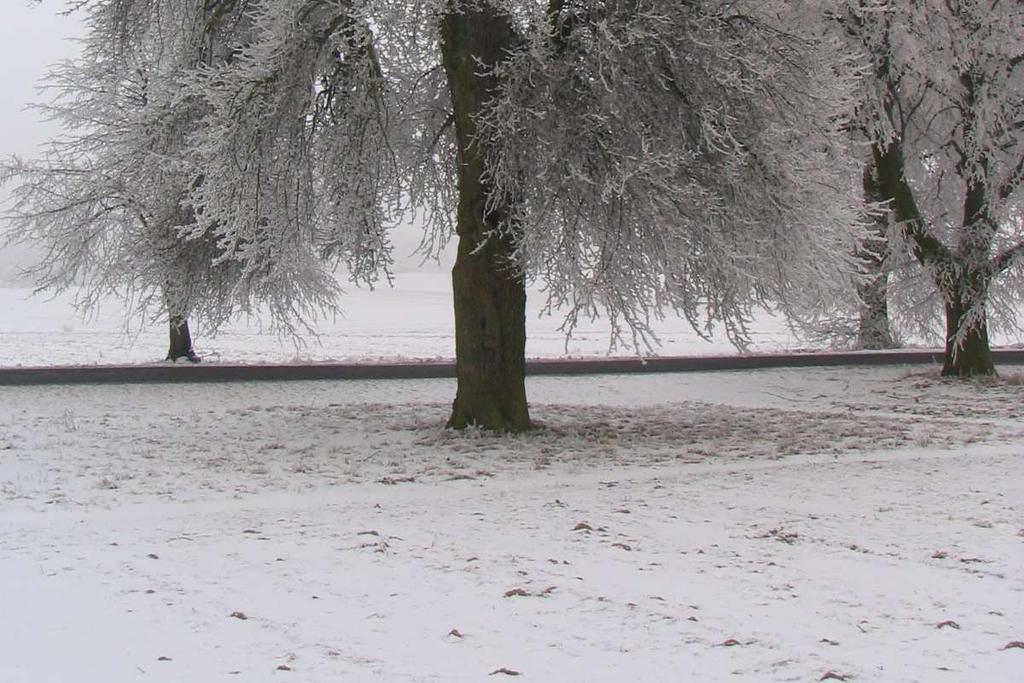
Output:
[[2, 0, 381, 360], [10, 0, 866, 429], [839, 0, 1024, 375]]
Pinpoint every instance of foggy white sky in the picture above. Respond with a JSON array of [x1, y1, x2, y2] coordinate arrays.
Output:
[[0, 2, 83, 279], [0, 3, 82, 158]]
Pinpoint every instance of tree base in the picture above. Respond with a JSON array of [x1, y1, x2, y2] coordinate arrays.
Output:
[[940, 304, 995, 377], [446, 408, 533, 433], [856, 330, 897, 351], [940, 358, 995, 378], [167, 318, 200, 363]]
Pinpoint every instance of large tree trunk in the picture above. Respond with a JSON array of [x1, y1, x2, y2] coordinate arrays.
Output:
[[941, 295, 994, 376], [857, 273, 894, 350], [940, 138, 996, 377], [939, 262, 995, 376], [857, 164, 896, 350], [167, 316, 200, 362], [440, 5, 530, 431]]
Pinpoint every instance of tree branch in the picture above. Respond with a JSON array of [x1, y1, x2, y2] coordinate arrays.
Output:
[[999, 151, 1024, 201], [994, 241, 1024, 274], [871, 140, 952, 268]]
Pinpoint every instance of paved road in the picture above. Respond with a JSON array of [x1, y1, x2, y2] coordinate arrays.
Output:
[[1, 349, 1022, 385]]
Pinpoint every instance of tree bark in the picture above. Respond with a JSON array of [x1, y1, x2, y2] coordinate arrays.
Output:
[[440, 4, 531, 431], [857, 164, 895, 349], [857, 272, 894, 350], [167, 316, 200, 362], [940, 174, 996, 376], [941, 290, 994, 376]]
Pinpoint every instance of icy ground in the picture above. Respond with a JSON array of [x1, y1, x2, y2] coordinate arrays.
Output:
[[1, 367, 1022, 682]]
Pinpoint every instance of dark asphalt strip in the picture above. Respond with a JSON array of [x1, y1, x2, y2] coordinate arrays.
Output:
[[1, 349, 1022, 385]]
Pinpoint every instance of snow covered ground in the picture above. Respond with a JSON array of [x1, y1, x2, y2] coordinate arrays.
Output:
[[2, 270, 1023, 681], [2, 365, 1023, 682], [0, 269, 808, 367]]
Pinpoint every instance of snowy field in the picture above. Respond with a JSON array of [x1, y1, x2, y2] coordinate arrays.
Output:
[[0, 269, 808, 367], [2, 270, 1024, 682], [2, 365, 1023, 682]]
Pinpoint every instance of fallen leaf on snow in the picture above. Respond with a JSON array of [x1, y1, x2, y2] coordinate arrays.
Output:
[[504, 588, 530, 598], [819, 672, 848, 681], [489, 668, 521, 676], [1001, 641, 1024, 650], [447, 628, 464, 639], [762, 528, 799, 544], [573, 522, 593, 532], [156, 656, 172, 662], [276, 664, 292, 671], [377, 476, 415, 485], [719, 639, 742, 647], [229, 611, 249, 620], [936, 620, 960, 630], [359, 541, 389, 553], [610, 542, 632, 551]]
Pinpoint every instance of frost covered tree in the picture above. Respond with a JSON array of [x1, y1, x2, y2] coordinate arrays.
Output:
[[10, 0, 866, 430], [4, 1, 222, 360], [839, 0, 1024, 375], [3, 0, 373, 360], [443, 0, 865, 428], [200, 0, 864, 430]]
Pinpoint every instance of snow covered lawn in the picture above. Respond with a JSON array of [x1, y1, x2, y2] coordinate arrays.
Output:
[[1, 367, 1022, 682], [0, 273, 805, 367]]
